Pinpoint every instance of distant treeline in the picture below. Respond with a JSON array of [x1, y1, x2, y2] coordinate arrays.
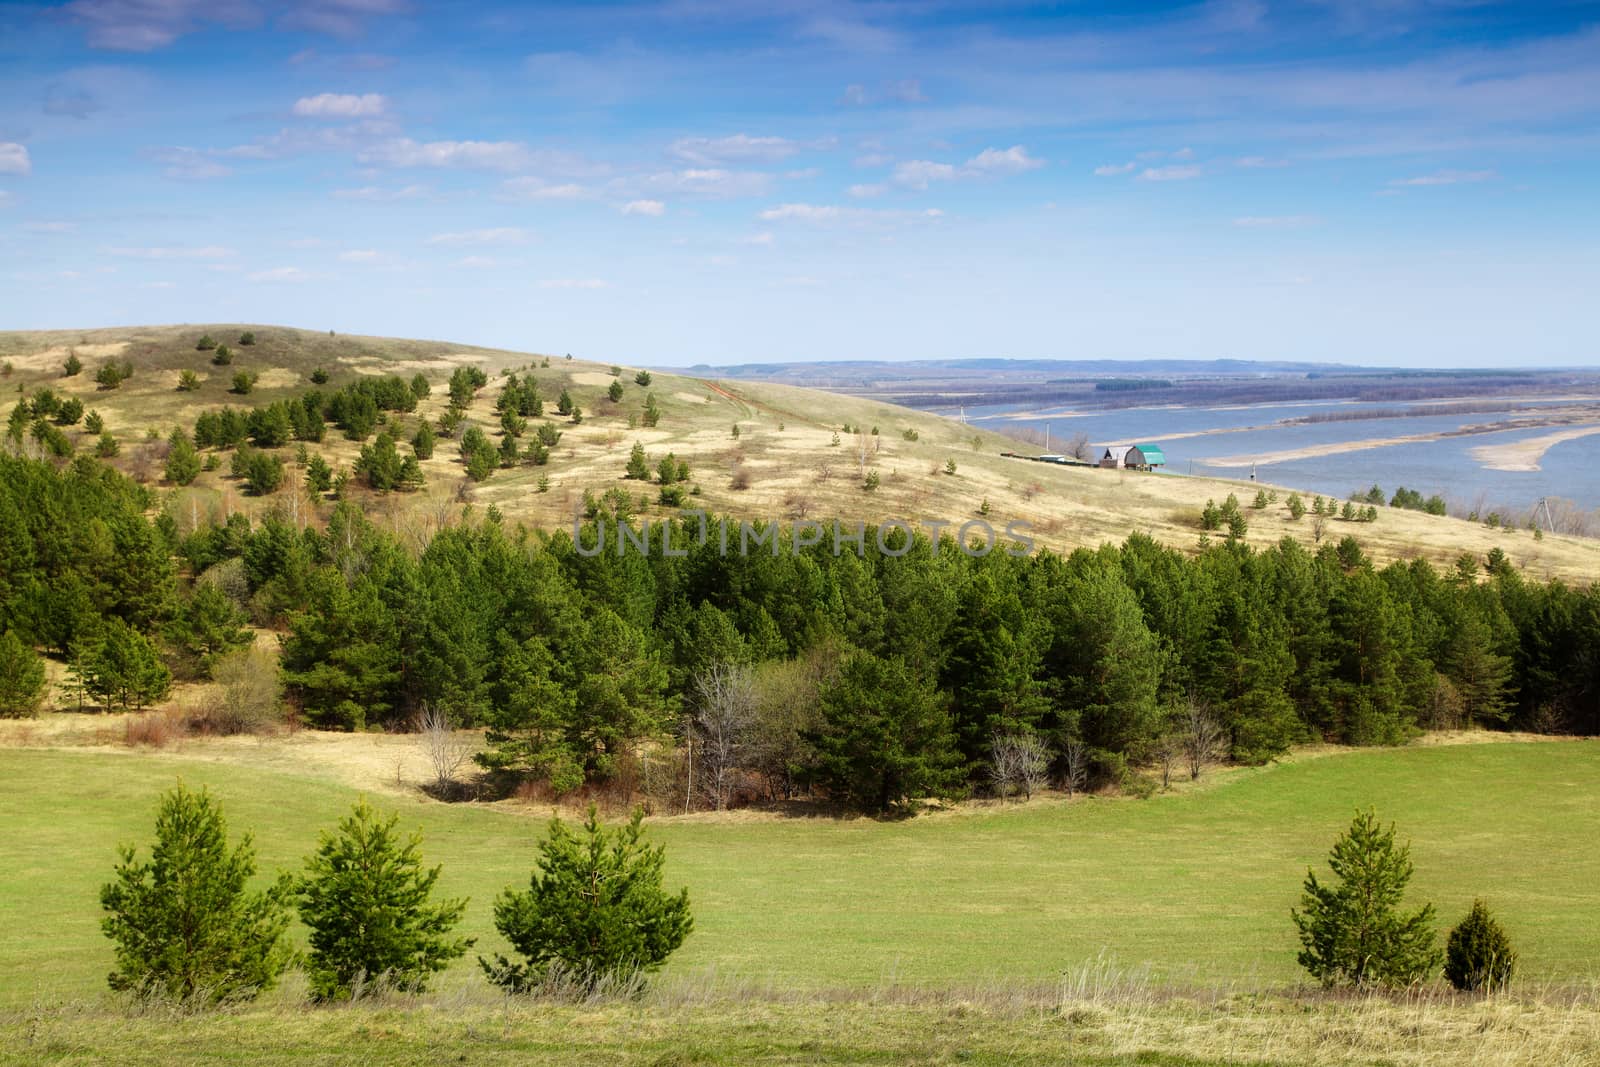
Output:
[[3, 451, 1598, 810]]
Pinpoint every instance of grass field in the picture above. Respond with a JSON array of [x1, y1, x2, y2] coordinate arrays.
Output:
[[3, 740, 1597, 1011]]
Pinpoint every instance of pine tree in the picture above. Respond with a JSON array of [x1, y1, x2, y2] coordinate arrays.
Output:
[[807, 653, 964, 813], [625, 441, 651, 480], [1292, 809, 1441, 988], [412, 421, 434, 460], [63, 352, 83, 377], [482, 806, 691, 992], [305, 453, 333, 494], [165, 430, 202, 486], [0, 630, 46, 718], [99, 785, 293, 1002], [607, 380, 624, 402], [296, 800, 471, 1000], [1444, 899, 1516, 992]]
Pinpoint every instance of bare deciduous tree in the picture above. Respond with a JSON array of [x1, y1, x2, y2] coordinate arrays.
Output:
[[416, 703, 476, 795], [1061, 736, 1090, 797], [204, 646, 282, 734], [692, 663, 759, 811], [990, 733, 1051, 801], [1067, 432, 1093, 462], [1181, 698, 1226, 781], [1152, 729, 1180, 791]]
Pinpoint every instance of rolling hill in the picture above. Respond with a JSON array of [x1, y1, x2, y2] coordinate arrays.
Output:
[[3, 323, 1597, 583]]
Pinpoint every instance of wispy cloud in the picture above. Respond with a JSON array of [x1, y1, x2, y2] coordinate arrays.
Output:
[[1140, 164, 1202, 181], [538, 278, 608, 289], [247, 266, 313, 283], [360, 138, 529, 171], [0, 143, 32, 176], [146, 147, 231, 180], [1093, 162, 1136, 176], [669, 134, 824, 166], [331, 184, 429, 201], [757, 203, 944, 225], [892, 146, 1042, 190], [426, 227, 529, 246], [106, 244, 235, 260], [499, 177, 592, 201], [1389, 169, 1497, 187], [292, 92, 388, 118], [621, 199, 666, 216]]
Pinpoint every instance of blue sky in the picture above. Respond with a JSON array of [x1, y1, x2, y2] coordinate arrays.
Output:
[[0, 1, 1596, 367]]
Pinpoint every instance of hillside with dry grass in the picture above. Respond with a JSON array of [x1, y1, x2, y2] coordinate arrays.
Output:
[[4, 323, 1596, 583]]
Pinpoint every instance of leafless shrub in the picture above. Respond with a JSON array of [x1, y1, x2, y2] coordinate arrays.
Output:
[[990, 733, 1051, 801], [416, 703, 477, 796], [1061, 736, 1090, 797], [783, 492, 813, 519], [729, 462, 752, 491], [201, 646, 282, 734], [1152, 730, 1180, 791], [124, 708, 188, 748], [813, 462, 833, 483], [691, 663, 759, 811], [1180, 698, 1226, 781], [1021, 482, 1043, 501], [1067, 432, 1093, 462]]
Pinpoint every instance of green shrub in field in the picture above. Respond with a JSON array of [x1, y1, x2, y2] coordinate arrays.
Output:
[[482, 806, 692, 993], [1292, 809, 1441, 988], [99, 785, 293, 1003], [1445, 900, 1516, 992], [297, 800, 471, 1001]]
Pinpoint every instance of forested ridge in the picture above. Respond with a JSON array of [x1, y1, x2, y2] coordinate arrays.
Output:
[[2, 451, 1597, 811]]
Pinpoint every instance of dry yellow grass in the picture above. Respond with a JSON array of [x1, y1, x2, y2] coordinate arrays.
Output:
[[5, 323, 1598, 583]]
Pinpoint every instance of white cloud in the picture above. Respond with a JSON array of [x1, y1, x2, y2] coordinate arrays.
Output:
[[338, 249, 381, 262], [426, 227, 529, 246], [538, 278, 608, 289], [839, 84, 870, 106], [892, 159, 957, 189], [886, 79, 927, 103], [293, 92, 388, 118], [360, 138, 529, 171], [0, 143, 32, 176], [60, 0, 259, 52], [147, 147, 231, 180], [1389, 169, 1496, 187], [332, 184, 428, 201], [758, 203, 944, 225], [500, 177, 592, 200], [741, 231, 775, 246], [22, 221, 75, 233], [1094, 162, 1136, 176], [453, 256, 507, 269], [848, 183, 886, 198], [1171, 146, 1195, 161], [854, 152, 892, 168], [640, 168, 772, 199], [964, 145, 1044, 175], [1232, 215, 1317, 228], [621, 199, 665, 216], [1140, 165, 1202, 181], [670, 134, 810, 166], [1235, 156, 1288, 168], [106, 245, 235, 260], [759, 203, 841, 222], [247, 266, 312, 283]]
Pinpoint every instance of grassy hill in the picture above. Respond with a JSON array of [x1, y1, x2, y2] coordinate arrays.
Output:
[[3, 323, 1597, 582]]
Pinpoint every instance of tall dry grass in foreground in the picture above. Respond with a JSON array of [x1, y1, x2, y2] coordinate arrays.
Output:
[[7, 962, 1599, 1066]]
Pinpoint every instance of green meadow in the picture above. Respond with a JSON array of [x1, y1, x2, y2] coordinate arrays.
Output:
[[3, 740, 1597, 1010]]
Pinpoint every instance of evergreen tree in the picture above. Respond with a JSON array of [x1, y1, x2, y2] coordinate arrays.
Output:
[[556, 387, 574, 416], [280, 570, 403, 730], [409, 372, 429, 400], [164, 430, 202, 486], [296, 800, 471, 1000], [939, 567, 1051, 771], [1292, 809, 1441, 988], [63, 352, 83, 376], [166, 583, 251, 675], [412, 421, 434, 460], [0, 629, 46, 718], [625, 442, 650, 479], [71, 618, 171, 710], [808, 652, 964, 813], [305, 453, 333, 494], [355, 432, 404, 491], [483, 806, 691, 992], [176, 369, 201, 392], [99, 785, 293, 1002], [607, 380, 624, 402], [1444, 900, 1516, 992]]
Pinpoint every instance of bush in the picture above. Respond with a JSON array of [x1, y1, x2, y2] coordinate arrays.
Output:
[[204, 647, 282, 733], [310, 367, 329, 385], [607, 380, 624, 403], [482, 806, 692, 993], [177, 369, 200, 392], [238, 331, 256, 346], [212, 346, 234, 367], [0, 630, 46, 718], [634, 370, 652, 386], [230, 370, 257, 395], [63, 352, 83, 376], [196, 335, 217, 351], [1445, 900, 1516, 992], [1292, 809, 1441, 988], [297, 800, 471, 1001], [99, 785, 294, 1002]]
